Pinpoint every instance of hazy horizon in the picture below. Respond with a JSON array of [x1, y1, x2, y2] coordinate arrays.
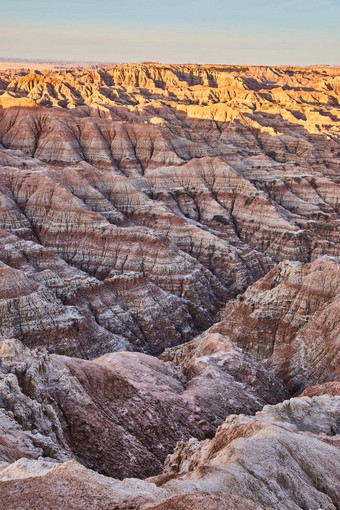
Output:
[[0, 58, 339, 68], [1, 0, 339, 65]]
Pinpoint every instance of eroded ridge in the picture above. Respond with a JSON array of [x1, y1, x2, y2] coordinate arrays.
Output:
[[0, 64, 339, 356]]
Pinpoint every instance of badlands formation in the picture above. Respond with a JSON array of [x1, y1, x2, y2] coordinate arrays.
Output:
[[0, 63, 339, 509]]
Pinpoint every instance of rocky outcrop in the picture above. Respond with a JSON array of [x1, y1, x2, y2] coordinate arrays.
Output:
[[0, 458, 168, 510], [155, 395, 340, 510], [160, 332, 288, 421], [142, 493, 267, 510], [300, 382, 340, 398], [1, 395, 339, 509], [210, 256, 340, 393], [0, 458, 265, 510], [0, 336, 286, 479]]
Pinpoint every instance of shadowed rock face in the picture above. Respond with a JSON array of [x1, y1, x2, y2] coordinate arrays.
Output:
[[0, 64, 339, 356], [210, 256, 340, 393], [0, 336, 287, 479], [1, 396, 339, 510]]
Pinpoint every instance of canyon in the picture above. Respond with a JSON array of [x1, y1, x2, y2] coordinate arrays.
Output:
[[0, 63, 339, 509]]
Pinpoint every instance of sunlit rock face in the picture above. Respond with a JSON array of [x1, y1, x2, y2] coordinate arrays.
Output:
[[0, 63, 339, 356]]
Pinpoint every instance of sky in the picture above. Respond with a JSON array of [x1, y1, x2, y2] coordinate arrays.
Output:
[[1, 0, 339, 65]]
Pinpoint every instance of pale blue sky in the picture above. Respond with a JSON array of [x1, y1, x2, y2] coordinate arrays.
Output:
[[1, 0, 339, 64]]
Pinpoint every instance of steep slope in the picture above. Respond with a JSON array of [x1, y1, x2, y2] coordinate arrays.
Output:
[[209, 256, 340, 393]]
